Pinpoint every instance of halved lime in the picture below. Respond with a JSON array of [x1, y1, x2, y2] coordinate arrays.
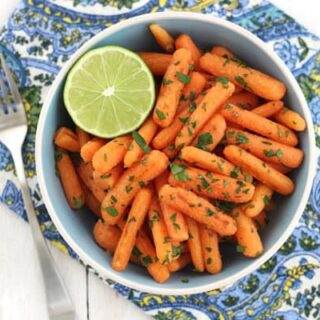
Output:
[[63, 46, 155, 138]]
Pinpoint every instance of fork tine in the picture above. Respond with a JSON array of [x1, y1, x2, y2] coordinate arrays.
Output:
[[0, 53, 23, 109], [0, 65, 10, 114]]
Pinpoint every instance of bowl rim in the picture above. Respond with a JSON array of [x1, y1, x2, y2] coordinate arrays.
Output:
[[35, 11, 316, 295]]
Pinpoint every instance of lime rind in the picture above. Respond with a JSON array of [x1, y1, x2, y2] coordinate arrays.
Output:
[[63, 46, 155, 138]]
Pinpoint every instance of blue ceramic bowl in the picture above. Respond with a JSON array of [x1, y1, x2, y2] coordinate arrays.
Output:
[[36, 12, 316, 295]]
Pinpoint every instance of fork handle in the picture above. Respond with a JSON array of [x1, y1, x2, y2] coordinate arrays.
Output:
[[12, 147, 76, 320]]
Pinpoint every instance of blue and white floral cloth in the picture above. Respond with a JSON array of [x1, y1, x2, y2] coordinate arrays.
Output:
[[0, 0, 320, 319]]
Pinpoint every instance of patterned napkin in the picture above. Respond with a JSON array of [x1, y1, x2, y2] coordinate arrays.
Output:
[[1, 0, 320, 318]]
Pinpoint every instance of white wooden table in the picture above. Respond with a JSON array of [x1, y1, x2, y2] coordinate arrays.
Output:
[[0, 1, 319, 319]]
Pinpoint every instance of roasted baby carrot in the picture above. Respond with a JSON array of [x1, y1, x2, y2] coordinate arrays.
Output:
[[153, 48, 193, 127], [221, 104, 298, 146], [225, 128, 303, 168], [134, 229, 170, 283], [251, 101, 283, 117], [152, 72, 206, 149], [54, 127, 80, 152], [175, 81, 235, 148], [155, 171, 189, 242], [232, 207, 264, 258], [175, 34, 202, 68], [150, 24, 175, 53], [199, 225, 222, 274], [92, 163, 123, 191], [244, 183, 273, 217], [92, 135, 132, 173], [101, 150, 169, 225], [224, 91, 261, 110], [93, 220, 122, 254], [148, 193, 173, 264], [180, 146, 252, 181], [124, 117, 158, 167], [168, 165, 255, 203], [223, 145, 295, 195], [211, 46, 235, 59], [76, 126, 91, 148], [200, 53, 286, 100], [186, 217, 205, 272], [80, 137, 106, 163], [139, 52, 172, 76], [112, 188, 152, 271], [191, 114, 226, 152], [274, 107, 306, 131], [56, 149, 84, 209], [159, 185, 237, 236], [168, 253, 192, 272], [77, 162, 106, 202]]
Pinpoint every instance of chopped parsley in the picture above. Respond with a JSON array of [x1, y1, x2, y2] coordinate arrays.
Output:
[[176, 72, 190, 84], [104, 207, 118, 217], [172, 246, 182, 258], [236, 245, 245, 253], [155, 109, 166, 120], [263, 195, 271, 207], [138, 181, 145, 188], [132, 131, 150, 153], [162, 78, 173, 85], [142, 255, 152, 266], [195, 133, 213, 151], [206, 208, 216, 216], [236, 132, 249, 144], [234, 75, 253, 91], [170, 163, 190, 182], [72, 196, 84, 209]]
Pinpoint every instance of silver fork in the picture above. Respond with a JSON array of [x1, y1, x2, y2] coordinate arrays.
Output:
[[0, 53, 76, 320]]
